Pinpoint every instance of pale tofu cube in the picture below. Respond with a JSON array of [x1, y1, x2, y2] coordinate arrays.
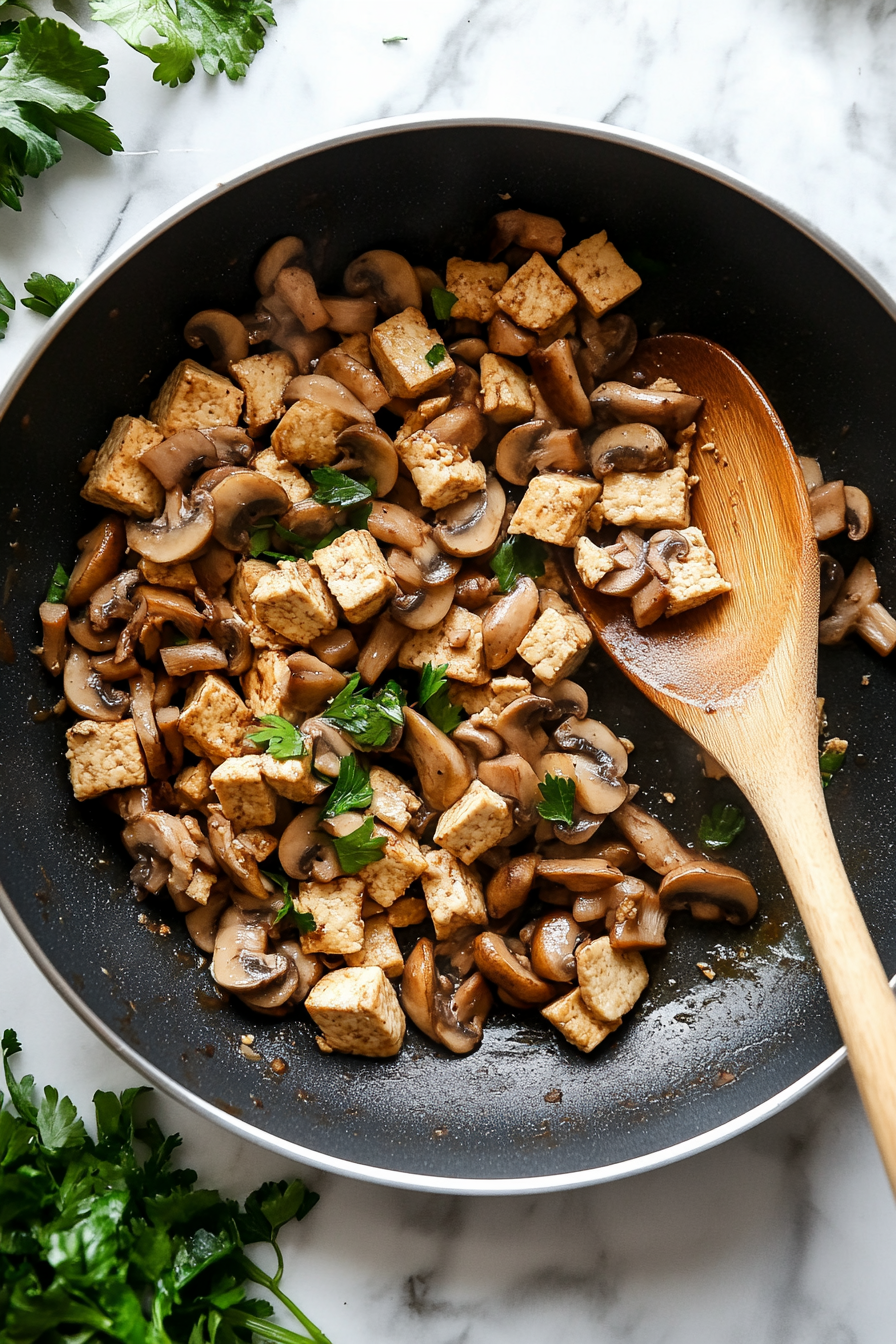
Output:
[[66, 719, 146, 801], [557, 231, 642, 318], [177, 673, 254, 763], [364, 766, 423, 832], [137, 557, 197, 590], [394, 393, 452, 446], [230, 560, 292, 651], [420, 849, 488, 940], [270, 398, 353, 466], [305, 966, 405, 1057], [588, 501, 605, 531], [600, 467, 690, 529], [370, 307, 456, 399], [433, 780, 514, 864], [186, 869, 217, 905], [399, 606, 489, 685], [518, 605, 592, 686], [573, 537, 616, 589], [252, 447, 312, 506], [387, 896, 428, 927], [150, 359, 243, 437], [395, 428, 486, 510], [210, 756, 277, 830], [297, 877, 365, 954], [665, 526, 731, 617], [576, 936, 649, 1021], [235, 827, 278, 862], [508, 473, 602, 547], [445, 257, 509, 322], [231, 351, 296, 433], [313, 529, 397, 623], [241, 649, 299, 722], [479, 353, 535, 424], [81, 415, 165, 520], [344, 914, 405, 978], [447, 675, 531, 728], [251, 559, 338, 645], [494, 253, 577, 333], [542, 988, 620, 1053], [357, 824, 427, 908], [174, 758, 213, 810], [259, 753, 326, 803]]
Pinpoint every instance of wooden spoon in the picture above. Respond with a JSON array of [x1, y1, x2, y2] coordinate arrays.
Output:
[[566, 333, 896, 1192]]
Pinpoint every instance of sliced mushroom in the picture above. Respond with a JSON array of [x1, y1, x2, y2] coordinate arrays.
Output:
[[37, 602, 69, 676], [301, 717, 354, 777], [279, 806, 341, 882], [318, 296, 378, 335], [155, 704, 183, 776], [254, 236, 306, 295], [536, 858, 624, 892], [283, 373, 375, 427], [658, 859, 759, 925], [818, 553, 845, 616], [809, 479, 846, 541], [611, 801, 693, 875], [537, 747, 627, 816], [631, 576, 669, 628], [590, 381, 703, 433], [311, 628, 359, 669], [208, 812, 270, 900], [115, 597, 147, 664], [122, 810, 198, 897], [274, 266, 331, 332], [606, 877, 669, 950], [798, 455, 825, 492], [477, 754, 541, 832], [482, 577, 540, 669], [487, 310, 537, 356], [844, 485, 873, 540], [390, 580, 455, 630], [209, 609, 252, 675], [134, 585, 205, 640], [532, 677, 588, 720], [553, 717, 629, 778], [408, 534, 462, 588], [279, 938, 324, 1005], [316, 348, 389, 413], [126, 487, 215, 564], [212, 905, 288, 992], [193, 541, 238, 597], [88, 569, 139, 632], [550, 805, 607, 846], [645, 529, 690, 583], [367, 501, 430, 552], [449, 337, 489, 363], [63, 644, 129, 721], [493, 421, 549, 485], [160, 641, 228, 676], [596, 537, 650, 597], [343, 250, 422, 316], [129, 670, 167, 779], [66, 514, 126, 607], [433, 475, 505, 558], [453, 721, 504, 764], [184, 310, 249, 368], [332, 424, 398, 497], [425, 403, 487, 454], [489, 209, 565, 258], [577, 313, 638, 382], [283, 651, 348, 711], [492, 695, 556, 765], [402, 939, 492, 1054], [141, 427, 253, 490], [68, 606, 119, 653], [355, 615, 408, 685], [237, 955, 301, 1010], [588, 422, 672, 477], [185, 889, 230, 953], [206, 469, 290, 551], [402, 707, 473, 811], [472, 932, 556, 1005], [485, 852, 539, 920], [529, 339, 593, 429], [819, 557, 896, 654], [529, 911, 586, 983]]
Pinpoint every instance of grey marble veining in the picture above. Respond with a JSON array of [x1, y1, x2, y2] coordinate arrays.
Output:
[[3, 0, 896, 1337]]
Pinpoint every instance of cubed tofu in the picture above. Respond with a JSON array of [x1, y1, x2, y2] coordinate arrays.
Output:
[[259, 753, 326, 803], [518, 604, 592, 686], [305, 966, 405, 1057], [600, 467, 690, 529], [313, 529, 397, 623], [233, 827, 278, 862], [231, 351, 296, 433], [66, 719, 146, 801], [394, 393, 452, 445], [186, 869, 217, 905], [494, 253, 577, 333], [298, 877, 365, 954], [230, 560, 292, 651], [573, 537, 616, 588], [365, 766, 423, 832], [150, 359, 244, 437], [252, 447, 312, 506], [387, 896, 428, 927], [357, 824, 427, 908], [557, 231, 642, 318], [251, 559, 338, 645], [399, 606, 489, 685], [664, 526, 731, 617], [174, 758, 213, 810], [479, 353, 535, 424], [395, 428, 486, 510], [370, 307, 456, 399], [270, 397, 353, 466], [542, 988, 620, 1053], [433, 780, 514, 864], [344, 914, 405, 978], [210, 756, 277, 830], [177, 673, 254, 763], [445, 257, 509, 323], [137, 557, 197, 590], [576, 936, 649, 1021], [447, 675, 532, 728], [81, 415, 165, 519], [241, 649, 299, 722], [420, 849, 488, 940], [508, 473, 602, 547]]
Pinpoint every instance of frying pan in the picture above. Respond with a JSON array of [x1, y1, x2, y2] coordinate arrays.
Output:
[[1, 117, 894, 1194]]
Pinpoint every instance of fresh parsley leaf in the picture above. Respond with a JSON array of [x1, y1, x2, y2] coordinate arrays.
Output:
[[322, 754, 373, 820], [246, 714, 307, 760], [0, 273, 13, 337], [238, 1179, 319, 1244], [248, 518, 274, 556], [381, 34, 407, 43], [430, 287, 457, 321], [262, 868, 289, 896], [820, 738, 848, 788], [536, 773, 576, 827], [490, 533, 546, 592], [418, 662, 463, 734], [271, 890, 316, 932], [698, 802, 746, 851], [418, 661, 448, 705], [330, 816, 387, 874], [21, 271, 76, 316], [322, 673, 406, 749], [424, 342, 447, 368], [310, 466, 376, 509], [45, 561, 68, 603], [171, 630, 190, 645], [90, 0, 275, 88]]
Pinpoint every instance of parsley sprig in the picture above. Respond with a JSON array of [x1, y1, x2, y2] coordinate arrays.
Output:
[[22, 272, 77, 317], [0, 276, 14, 338], [310, 467, 376, 510], [45, 562, 69, 604], [322, 674, 405, 749], [247, 715, 307, 760], [698, 802, 746, 852], [330, 816, 387, 874], [418, 662, 464, 735], [536, 773, 576, 827], [430, 287, 457, 321], [321, 755, 374, 820], [490, 533, 546, 592], [90, 0, 276, 88]]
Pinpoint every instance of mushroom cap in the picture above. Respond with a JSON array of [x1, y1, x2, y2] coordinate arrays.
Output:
[[66, 514, 126, 608], [184, 309, 249, 367], [126, 487, 216, 565], [401, 939, 491, 1054], [529, 910, 584, 983], [481, 577, 540, 670], [532, 677, 588, 720], [434, 474, 505, 559], [492, 694, 556, 765], [283, 373, 375, 427], [489, 208, 565, 258], [278, 806, 336, 880], [285, 651, 348, 713], [453, 721, 504, 763], [494, 420, 551, 485], [333, 425, 398, 497], [477, 753, 540, 828], [610, 801, 693, 875], [552, 717, 629, 780], [89, 568, 139, 631], [208, 469, 290, 551], [645, 529, 690, 583], [578, 312, 638, 382], [141, 427, 253, 491], [254, 235, 306, 295], [278, 938, 324, 1005], [408, 534, 461, 588], [391, 577, 455, 630], [185, 890, 230, 954], [590, 380, 703, 433], [809, 479, 846, 542], [596, 538, 651, 597], [529, 339, 593, 430], [367, 501, 431, 552], [402, 707, 473, 811], [63, 644, 129, 722], [343, 249, 422, 316], [844, 485, 873, 541], [536, 858, 624, 892], [212, 905, 288, 992], [207, 812, 269, 900], [538, 750, 627, 816], [472, 932, 556, 1005], [425, 404, 487, 454], [122, 811, 199, 897], [658, 859, 759, 925], [819, 557, 880, 645], [485, 852, 539, 920], [68, 606, 119, 653], [588, 422, 672, 477], [302, 717, 355, 776]]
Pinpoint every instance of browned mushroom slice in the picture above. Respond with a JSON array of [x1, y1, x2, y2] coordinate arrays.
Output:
[[402, 939, 493, 1054], [433, 475, 505, 558], [88, 569, 139, 631], [454, 567, 499, 610], [273, 266, 331, 332], [536, 858, 624, 892], [645, 530, 690, 582], [553, 716, 629, 778], [425, 403, 487, 454], [356, 614, 408, 685], [408, 534, 462, 588], [283, 373, 375, 428], [185, 889, 230, 953], [577, 313, 638, 383], [485, 852, 539, 920], [472, 932, 556, 1005], [208, 607, 252, 675], [495, 422, 557, 486], [596, 537, 651, 597], [126, 487, 215, 564], [492, 695, 556, 766], [532, 677, 588, 720], [477, 753, 541, 835], [135, 585, 205, 640], [402, 707, 473, 811], [487, 310, 537, 356], [155, 705, 184, 775], [184, 309, 250, 368], [390, 580, 455, 631], [237, 954, 301, 1010], [590, 380, 703, 433], [207, 470, 290, 551], [844, 485, 873, 540], [37, 601, 68, 676], [452, 721, 504, 765], [141, 427, 253, 490], [114, 596, 147, 664], [254, 236, 306, 295], [207, 813, 269, 900], [489, 209, 565, 259], [606, 877, 669, 950], [631, 576, 669, 628], [658, 859, 758, 925], [122, 810, 199, 897], [797, 455, 824, 492], [160, 641, 228, 676], [279, 938, 324, 1005], [301, 718, 356, 776], [529, 339, 593, 429], [278, 806, 341, 883], [611, 800, 693, 875], [367, 501, 430, 551], [285, 650, 348, 711], [537, 747, 627, 817], [819, 557, 896, 655], [818, 553, 845, 616], [588, 422, 672, 477], [193, 541, 238, 597], [63, 644, 129, 721], [809, 479, 846, 541], [332, 425, 398, 497], [529, 910, 586, 982], [129, 670, 167, 778], [344, 250, 422, 316], [481, 577, 540, 669], [212, 905, 289, 992], [66, 514, 127, 607], [449, 337, 489, 363], [310, 628, 359, 670], [67, 606, 119, 654], [317, 348, 389, 411], [318, 296, 378, 335]]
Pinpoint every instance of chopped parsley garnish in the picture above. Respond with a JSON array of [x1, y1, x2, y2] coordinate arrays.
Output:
[[256, 507, 373, 562], [382, 35, 408, 43], [322, 674, 406, 749], [330, 816, 387, 874], [536, 773, 576, 827], [0, 276, 14, 337], [418, 661, 464, 735], [424, 342, 447, 368], [90, 0, 276, 88], [270, 888, 317, 933], [310, 467, 377, 509], [45, 562, 69, 604], [490, 533, 546, 592], [246, 714, 307, 760], [698, 802, 746, 851], [21, 272, 77, 317], [430, 287, 458, 321], [820, 738, 848, 788], [322, 754, 374, 820]]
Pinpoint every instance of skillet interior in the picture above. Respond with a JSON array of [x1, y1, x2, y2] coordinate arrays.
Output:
[[1, 122, 894, 1186]]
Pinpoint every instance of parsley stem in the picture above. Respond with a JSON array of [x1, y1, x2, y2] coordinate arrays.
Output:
[[225, 1311, 316, 1344], [238, 1255, 333, 1344]]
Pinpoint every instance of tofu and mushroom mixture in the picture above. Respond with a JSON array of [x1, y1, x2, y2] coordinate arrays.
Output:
[[35, 207, 889, 1060]]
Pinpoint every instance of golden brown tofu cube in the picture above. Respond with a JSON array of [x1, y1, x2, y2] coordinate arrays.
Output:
[[420, 849, 488, 940], [664, 527, 731, 617], [479, 353, 535, 424], [81, 416, 165, 520], [231, 350, 296, 433], [230, 559, 293, 651], [241, 649, 299, 722], [399, 606, 489, 685], [259, 754, 326, 803], [305, 966, 405, 1057], [542, 988, 620, 1053], [395, 429, 486, 510], [297, 877, 365, 954], [137, 557, 197, 590], [150, 360, 244, 437], [252, 448, 312, 506], [66, 719, 147, 801], [432, 780, 514, 864], [210, 756, 277, 830], [494, 253, 577, 333], [508, 473, 602, 547], [313, 529, 398, 623], [600, 467, 690, 530], [251, 560, 338, 645], [576, 936, 649, 1021], [357, 825, 427, 908], [364, 766, 423, 832], [344, 914, 405, 978], [270, 398, 353, 466], [557, 231, 642, 318], [174, 758, 214, 810], [370, 307, 456, 399], [445, 257, 509, 323], [518, 605, 592, 686], [177, 673, 254, 763], [447, 675, 532, 728]]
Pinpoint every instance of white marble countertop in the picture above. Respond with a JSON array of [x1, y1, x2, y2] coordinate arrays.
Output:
[[3, 0, 896, 1338]]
